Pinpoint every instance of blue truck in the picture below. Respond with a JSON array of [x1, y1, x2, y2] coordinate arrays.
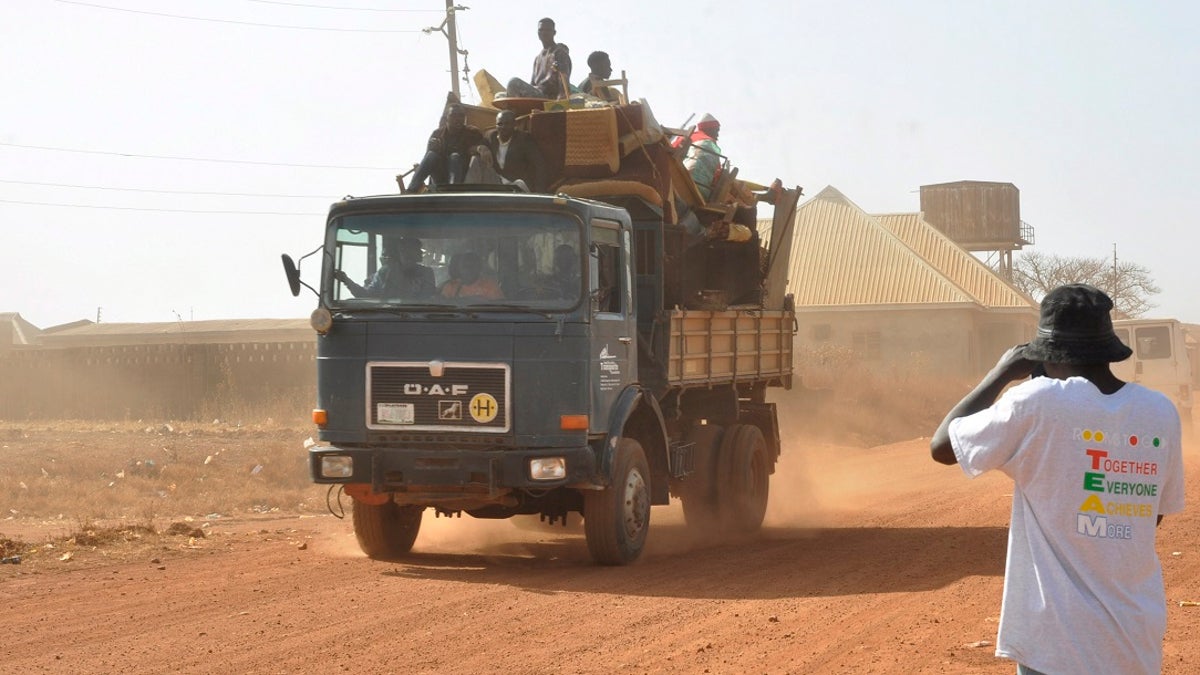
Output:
[[283, 102, 800, 564]]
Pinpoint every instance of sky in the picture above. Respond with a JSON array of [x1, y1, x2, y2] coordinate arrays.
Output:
[[2, 0, 1198, 329]]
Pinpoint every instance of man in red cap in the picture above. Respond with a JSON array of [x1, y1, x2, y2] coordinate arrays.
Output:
[[682, 113, 723, 200]]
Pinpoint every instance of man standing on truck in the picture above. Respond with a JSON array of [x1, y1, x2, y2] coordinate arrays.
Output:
[[505, 17, 571, 99], [931, 284, 1185, 675]]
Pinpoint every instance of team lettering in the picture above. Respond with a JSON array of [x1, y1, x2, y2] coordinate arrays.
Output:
[[1082, 472, 1159, 496], [1076, 514, 1134, 540], [1076, 443, 1162, 542], [1078, 494, 1155, 518], [1084, 449, 1157, 475]]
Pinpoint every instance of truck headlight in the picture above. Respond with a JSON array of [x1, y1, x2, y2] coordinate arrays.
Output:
[[311, 307, 333, 334], [320, 455, 354, 478], [529, 457, 566, 481]]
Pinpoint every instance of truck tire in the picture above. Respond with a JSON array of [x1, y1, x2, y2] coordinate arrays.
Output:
[[679, 424, 723, 530], [584, 438, 651, 565], [717, 424, 770, 533], [352, 499, 423, 559]]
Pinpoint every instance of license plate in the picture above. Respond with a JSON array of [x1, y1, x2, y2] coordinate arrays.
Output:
[[376, 403, 415, 425]]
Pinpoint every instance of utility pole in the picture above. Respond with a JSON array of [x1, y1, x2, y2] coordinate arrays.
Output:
[[424, 3, 470, 100], [1112, 242, 1118, 276]]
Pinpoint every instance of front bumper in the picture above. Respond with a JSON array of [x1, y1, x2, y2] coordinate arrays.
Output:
[[308, 443, 598, 493]]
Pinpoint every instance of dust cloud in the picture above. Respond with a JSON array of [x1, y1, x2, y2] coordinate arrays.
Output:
[[763, 390, 940, 530]]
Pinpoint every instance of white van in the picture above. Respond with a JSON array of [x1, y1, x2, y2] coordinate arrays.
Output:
[[1111, 319, 1198, 426]]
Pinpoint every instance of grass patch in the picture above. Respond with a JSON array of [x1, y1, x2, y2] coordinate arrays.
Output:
[[0, 534, 24, 558], [0, 419, 324, 523]]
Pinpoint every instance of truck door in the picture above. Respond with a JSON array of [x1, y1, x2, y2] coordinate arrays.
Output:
[[589, 219, 636, 425]]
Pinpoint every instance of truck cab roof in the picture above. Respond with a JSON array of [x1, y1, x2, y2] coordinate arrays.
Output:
[[327, 191, 632, 224]]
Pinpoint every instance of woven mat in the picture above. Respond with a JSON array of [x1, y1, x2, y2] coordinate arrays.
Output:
[[563, 107, 618, 175]]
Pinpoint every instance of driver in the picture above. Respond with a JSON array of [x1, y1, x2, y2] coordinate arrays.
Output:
[[335, 237, 435, 299]]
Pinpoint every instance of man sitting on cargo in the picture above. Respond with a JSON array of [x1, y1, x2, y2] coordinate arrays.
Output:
[[577, 51, 623, 104], [335, 237, 435, 299], [505, 18, 571, 100], [406, 104, 487, 193], [440, 252, 504, 300], [680, 113, 724, 200], [471, 110, 547, 192]]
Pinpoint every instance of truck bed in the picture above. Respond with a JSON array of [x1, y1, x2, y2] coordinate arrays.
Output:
[[666, 309, 794, 387]]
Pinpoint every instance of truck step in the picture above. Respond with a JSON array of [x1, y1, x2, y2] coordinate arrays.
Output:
[[668, 440, 695, 478]]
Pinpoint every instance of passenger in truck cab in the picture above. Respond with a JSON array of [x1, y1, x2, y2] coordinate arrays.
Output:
[[440, 251, 503, 300], [335, 236, 435, 299], [551, 244, 580, 298]]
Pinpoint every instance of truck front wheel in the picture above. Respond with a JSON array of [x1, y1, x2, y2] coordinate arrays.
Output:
[[352, 498, 423, 559], [717, 424, 770, 533], [584, 439, 651, 565]]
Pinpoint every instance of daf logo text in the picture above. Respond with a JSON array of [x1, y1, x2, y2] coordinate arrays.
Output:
[[403, 384, 469, 396]]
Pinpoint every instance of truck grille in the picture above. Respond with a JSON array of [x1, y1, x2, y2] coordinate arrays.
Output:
[[366, 361, 509, 433]]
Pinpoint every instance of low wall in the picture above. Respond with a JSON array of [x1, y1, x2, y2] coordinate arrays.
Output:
[[0, 341, 316, 420]]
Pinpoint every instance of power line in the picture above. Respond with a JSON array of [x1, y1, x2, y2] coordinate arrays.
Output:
[[0, 178, 337, 199], [246, 0, 443, 12], [0, 142, 394, 170], [53, 0, 425, 33], [0, 198, 322, 216]]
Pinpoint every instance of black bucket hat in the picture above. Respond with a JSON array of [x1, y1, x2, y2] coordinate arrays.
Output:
[[1022, 284, 1132, 364]]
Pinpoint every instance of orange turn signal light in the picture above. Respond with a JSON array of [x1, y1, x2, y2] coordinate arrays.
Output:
[[312, 409, 328, 426], [560, 414, 588, 430]]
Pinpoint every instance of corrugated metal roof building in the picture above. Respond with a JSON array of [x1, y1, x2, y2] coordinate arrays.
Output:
[[760, 186, 1037, 377], [0, 312, 42, 353]]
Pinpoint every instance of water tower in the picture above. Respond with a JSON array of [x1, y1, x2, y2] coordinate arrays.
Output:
[[919, 181, 1034, 278]]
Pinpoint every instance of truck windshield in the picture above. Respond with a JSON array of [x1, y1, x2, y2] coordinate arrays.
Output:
[[327, 211, 582, 311]]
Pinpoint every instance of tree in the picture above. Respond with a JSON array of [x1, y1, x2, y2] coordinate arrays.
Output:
[[1010, 250, 1161, 319]]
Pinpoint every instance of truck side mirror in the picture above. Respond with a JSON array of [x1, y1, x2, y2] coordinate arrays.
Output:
[[281, 254, 302, 297]]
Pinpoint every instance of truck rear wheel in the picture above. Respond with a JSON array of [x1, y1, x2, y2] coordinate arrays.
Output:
[[352, 499, 423, 559], [584, 439, 651, 565], [717, 424, 770, 533], [679, 424, 723, 530]]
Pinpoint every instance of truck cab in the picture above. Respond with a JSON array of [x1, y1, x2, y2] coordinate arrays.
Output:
[[299, 191, 666, 562]]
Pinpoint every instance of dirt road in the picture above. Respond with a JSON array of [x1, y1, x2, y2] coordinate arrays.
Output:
[[3, 434, 1198, 674]]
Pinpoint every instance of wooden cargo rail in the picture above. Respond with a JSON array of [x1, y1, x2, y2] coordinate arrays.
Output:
[[666, 309, 794, 387]]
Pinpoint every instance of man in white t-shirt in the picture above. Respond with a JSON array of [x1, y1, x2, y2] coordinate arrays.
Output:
[[931, 284, 1185, 675]]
